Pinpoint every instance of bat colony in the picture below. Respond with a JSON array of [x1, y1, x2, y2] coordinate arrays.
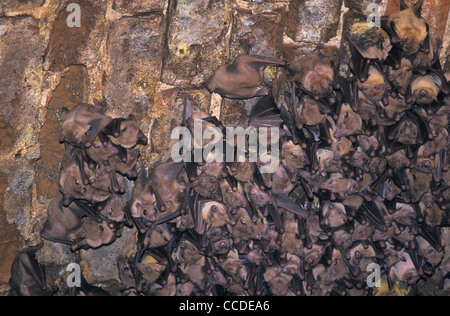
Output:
[[9, 0, 450, 296]]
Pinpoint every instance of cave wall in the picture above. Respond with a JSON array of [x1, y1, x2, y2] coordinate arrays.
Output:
[[0, 0, 448, 294]]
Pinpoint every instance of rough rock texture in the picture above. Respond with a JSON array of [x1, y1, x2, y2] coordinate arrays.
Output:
[[0, 0, 448, 294]]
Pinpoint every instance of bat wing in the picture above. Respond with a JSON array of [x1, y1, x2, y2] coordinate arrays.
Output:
[[274, 193, 309, 219], [249, 95, 284, 128], [348, 38, 371, 82], [240, 55, 286, 71]]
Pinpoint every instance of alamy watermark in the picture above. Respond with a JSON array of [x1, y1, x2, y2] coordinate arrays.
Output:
[[366, 263, 381, 288], [66, 263, 81, 288], [367, 3, 382, 28], [66, 3, 81, 28]]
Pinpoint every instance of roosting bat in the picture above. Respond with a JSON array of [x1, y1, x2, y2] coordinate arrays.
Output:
[[108, 148, 140, 180], [380, 0, 430, 57], [60, 103, 113, 148], [289, 46, 340, 100], [130, 169, 166, 226], [40, 196, 85, 245], [205, 55, 286, 99], [9, 248, 58, 296], [106, 114, 148, 149]]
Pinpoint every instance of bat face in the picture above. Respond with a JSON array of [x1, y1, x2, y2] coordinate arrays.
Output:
[[386, 150, 410, 169], [60, 104, 113, 148], [59, 161, 95, 205], [290, 47, 339, 99], [99, 194, 125, 223], [418, 236, 444, 267], [228, 208, 265, 242], [117, 258, 137, 291], [244, 182, 272, 208], [411, 76, 439, 105], [85, 137, 118, 164], [205, 55, 286, 99], [201, 201, 229, 228], [390, 252, 420, 285], [175, 239, 202, 265], [303, 243, 326, 267], [334, 103, 363, 139], [220, 181, 247, 210], [322, 202, 347, 228], [264, 266, 291, 296], [219, 250, 244, 277], [82, 218, 118, 249], [392, 203, 416, 227], [407, 169, 431, 203], [357, 66, 387, 105], [297, 95, 328, 127], [131, 192, 158, 223], [389, 58, 413, 95], [386, 3, 428, 56], [351, 221, 375, 242], [109, 114, 148, 149], [193, 173, 218, 198], [282, 140, 309, 171], [229, 161, 254, 183], [109, 148, 140, 179]]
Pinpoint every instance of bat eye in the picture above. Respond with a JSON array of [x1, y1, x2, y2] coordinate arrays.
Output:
[[143, 210, 148, 216], [240, 220, 247, 225], [99, 225, 104, 232], [121, 126, 128, 133], [75, 179, 80, 185], [108, 208, 113, 215]]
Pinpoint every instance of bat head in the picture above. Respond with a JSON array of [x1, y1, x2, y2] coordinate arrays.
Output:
[[110, 114, 147, 148], [86, 137, 118, 163], [131, 192, 159, 223], [59, 163, 94, 205], [202, 202, 229, 228], [100, 194, 125, 223]]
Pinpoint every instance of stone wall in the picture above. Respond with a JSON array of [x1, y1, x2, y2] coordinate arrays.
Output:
[[0, 0, 448, 294]]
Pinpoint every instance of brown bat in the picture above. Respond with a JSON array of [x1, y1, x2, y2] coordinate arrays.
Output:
[[281, 140, 310, 174], [59, 147, 96, 207], [148, 160, 186, 218], [227, 208, 267, 245], [205, 55, 286, 99], [380, 0, 429, 57], [289, 46, 340, 100], [71, 217, 121, 251], [108, 148, 140, 180], [106, 114, 148, 149], [296, 95, 328, 128], [97, 194, 125, 223], [387, 57, 414, 96], [130, 169, 166, 227], [40, 196, 85, 245], [60, 103, 113, 148], [85, 135, 119, 166], [9, 248, 58, 296]]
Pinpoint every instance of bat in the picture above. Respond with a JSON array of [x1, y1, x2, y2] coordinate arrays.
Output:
[[9, 248, 58, 296], [289, 45, 340, 100], [295, 95, 328, 128], [205, 55, 286, 99], [386, 57, 414, 96], [97, 193, 125, 223], [85, 135, 119, 166], [148, 160, 186, 218], [281, 140, 310, 174], [106, 114, 148, 149], [40, 196, 85, 245], [380, 0, 429, 57], [71, 217, 121, 251], [59, 147, 96, 207], [108, 148, 140, 180], [60, 103, 113, 148]]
